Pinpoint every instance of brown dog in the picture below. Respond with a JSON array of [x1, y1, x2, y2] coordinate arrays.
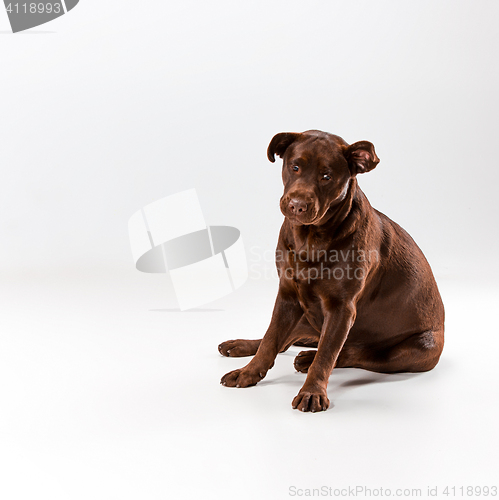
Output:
[[219, 130, 444, 412]]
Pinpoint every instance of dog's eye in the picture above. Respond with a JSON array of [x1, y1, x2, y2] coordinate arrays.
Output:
[[292, 166, 299, 172], [322, 174, 331, 181]]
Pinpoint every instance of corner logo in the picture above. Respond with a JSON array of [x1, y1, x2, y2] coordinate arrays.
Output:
[[128, 189, 248, 311], [3, 0, 79, 33]]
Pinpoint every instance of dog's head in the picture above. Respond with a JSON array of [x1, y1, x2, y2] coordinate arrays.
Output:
[[268, 130, 380, 225]]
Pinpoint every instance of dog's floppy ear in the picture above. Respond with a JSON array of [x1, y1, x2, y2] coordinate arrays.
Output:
[[344, 141, 380, 175], [267, 133, 300, 163]]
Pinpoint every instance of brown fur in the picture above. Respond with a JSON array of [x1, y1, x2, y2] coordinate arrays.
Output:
[[219, 130, 444, 412]]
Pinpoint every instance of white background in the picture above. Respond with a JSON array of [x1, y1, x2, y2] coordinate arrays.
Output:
[[1, 1, 498, 499]]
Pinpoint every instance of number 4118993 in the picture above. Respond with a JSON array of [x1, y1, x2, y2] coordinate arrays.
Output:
[[5, 3, 62, 14], [443, 486, 497, 496]]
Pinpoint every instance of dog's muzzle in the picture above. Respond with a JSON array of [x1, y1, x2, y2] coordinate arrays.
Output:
[[280, 194, 319, 224]]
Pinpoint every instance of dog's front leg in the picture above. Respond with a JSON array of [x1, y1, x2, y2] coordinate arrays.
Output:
[[292, 302, 356, 412], [221, 288, 303, 388]]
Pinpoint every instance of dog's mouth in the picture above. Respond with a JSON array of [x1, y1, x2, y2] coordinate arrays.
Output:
[[287, 213, 318, 225]]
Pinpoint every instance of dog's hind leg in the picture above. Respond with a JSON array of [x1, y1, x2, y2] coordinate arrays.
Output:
[[290, 317, 320, 372], [219, 316, 319, 358], [336, 329, 444, 373], [294, 339, 319, 347], [219, 338, 304, 357], [294, 350, 317, 373], [291, 316, 320, 347], [294, 342, 366, 373], [218, 339, 261, 357]]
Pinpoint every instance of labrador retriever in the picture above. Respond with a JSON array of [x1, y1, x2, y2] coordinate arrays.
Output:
[[219, 130, 444, 412]]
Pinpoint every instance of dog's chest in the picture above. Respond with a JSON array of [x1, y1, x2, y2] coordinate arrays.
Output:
[[279, 248, 325, 306], [292, 277, 324, 331]]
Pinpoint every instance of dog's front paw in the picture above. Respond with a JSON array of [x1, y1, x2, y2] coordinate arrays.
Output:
[[218, 339, 260, 357], [221, 368, 266, 388], [292, 388, 329, 412]]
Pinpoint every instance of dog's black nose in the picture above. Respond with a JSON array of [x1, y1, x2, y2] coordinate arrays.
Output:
[[289, 198, 308, 214]]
